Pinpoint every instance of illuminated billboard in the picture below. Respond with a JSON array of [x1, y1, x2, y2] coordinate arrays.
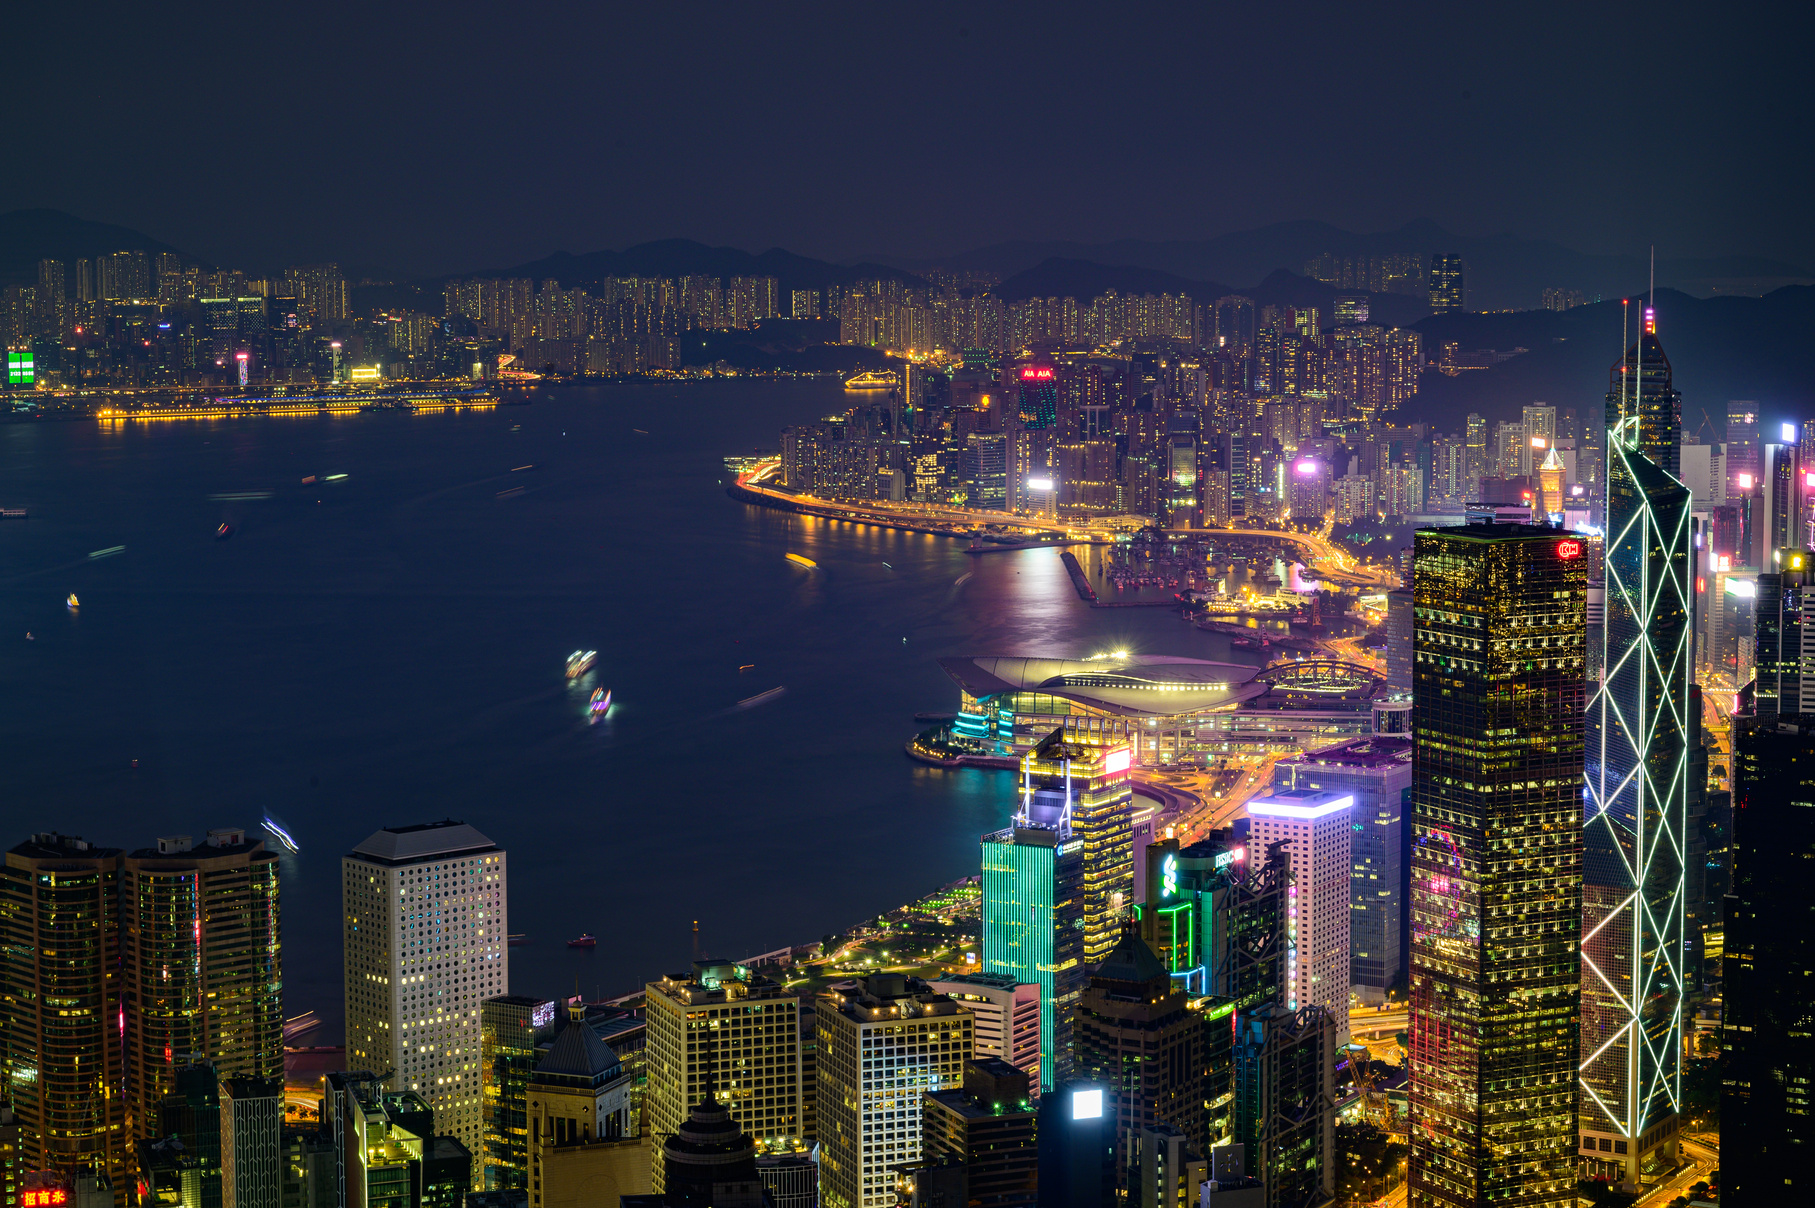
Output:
[[7, 349, 34, 386]]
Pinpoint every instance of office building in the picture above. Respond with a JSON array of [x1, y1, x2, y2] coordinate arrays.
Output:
[[1408, 523, 1586, 1208], [1243, 790, 1352, 1037], [0, 834, 129, 1195], [1131, 1124, 1204, 1208], [925, 974, 1040, 1086], [343, 821, 509, 1178], [814, 976, 972, 1208], [1230, 1004, 1336, 1208], [220, 1078, 282, 1208], [981, 803, 1085, 1090], [1582, 312, 1690, 1182], [1274, 736, 1413, 1001], [1722, 713, 1815, 1204], [1017, 732, 1134, 968], [324, 1072, 471, 1208], [920, 1059, 1037, 1208], [1071, 931, 1205, 1163], [1035, 1082, 1116, 1208], [525, 1010, 645, 1208], [1427, 255, 1464, 313], [1385, 591, 1412, 694], [278, 1122, 335, 1208], [1726, 404, 1760, 497], [643, 958, 806, 1192], [481, 996, 557, 1190], [124, 830, 283, 1145], [1752, 547, 1815, 714], [1134, 831, 1286, 1010]]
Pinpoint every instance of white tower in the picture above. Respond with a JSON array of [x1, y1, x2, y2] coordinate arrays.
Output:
[[343, 820, 507, 1181], [1244, 789, 1353, 1038]]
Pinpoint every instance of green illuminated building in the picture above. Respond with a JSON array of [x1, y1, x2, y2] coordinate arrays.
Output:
[[980, 826, 1083, 1093], [1409, 522, 1586, 1208], [1580, 315, 1691, 1183], [1134, 832, 1287, 1010]]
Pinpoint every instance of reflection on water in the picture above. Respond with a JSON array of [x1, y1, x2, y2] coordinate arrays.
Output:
[[0, 380, 1259, 1037]]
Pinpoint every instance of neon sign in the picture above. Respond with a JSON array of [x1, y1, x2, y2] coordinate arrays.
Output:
[[1557, 540, 1583, 560], [1021, 367, 1054, 380], [1161, 853, 1178, 899]]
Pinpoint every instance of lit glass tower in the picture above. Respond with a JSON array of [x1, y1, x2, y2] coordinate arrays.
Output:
[[1408, 523, 1586, 1208], [1580, 308, 1691, 1182], [980, 747, 1090, 1091], [1014, 731, 1134, 967]]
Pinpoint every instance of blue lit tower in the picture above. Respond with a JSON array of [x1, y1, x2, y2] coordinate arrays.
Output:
[[1580, 304, 1691, 1181], [980, 744, 1089, 1091]]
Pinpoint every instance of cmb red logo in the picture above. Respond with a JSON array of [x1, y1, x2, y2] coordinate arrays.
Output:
[[1557, 540, 1583, 560]]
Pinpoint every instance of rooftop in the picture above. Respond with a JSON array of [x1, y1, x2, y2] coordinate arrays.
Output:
[[350, 820, 498, 865], [1279, 736, 1413, 770], [940, 654, 1266, 719], [1245, 788, 1354, 820]]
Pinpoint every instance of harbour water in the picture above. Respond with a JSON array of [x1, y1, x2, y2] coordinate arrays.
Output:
[[0, 381, 1254, 1037]]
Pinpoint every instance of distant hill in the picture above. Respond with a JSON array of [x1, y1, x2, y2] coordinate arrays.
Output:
[[904, 220, 1815, 312], [1402, 286, 1815, 434], [0, 209, 191, 284], [996, 258, 1429, 329]]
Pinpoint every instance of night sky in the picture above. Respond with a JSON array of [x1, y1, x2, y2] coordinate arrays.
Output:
[[10, 1, 1813, 276]]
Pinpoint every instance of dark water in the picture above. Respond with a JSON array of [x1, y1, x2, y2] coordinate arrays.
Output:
[[0, 382, 1247, 1039]]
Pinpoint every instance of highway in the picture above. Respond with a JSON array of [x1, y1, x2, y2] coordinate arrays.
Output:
[[1635, 1135, 1717, 1206]]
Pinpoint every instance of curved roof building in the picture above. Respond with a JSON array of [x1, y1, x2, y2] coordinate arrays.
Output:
[[938, 655, 1269, 718]]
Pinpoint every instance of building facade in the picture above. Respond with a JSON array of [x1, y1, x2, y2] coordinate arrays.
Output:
[[124, 830, 282, 1147], [342, 821, 508, 1180], [924, 974, 1040, 1088], [642, 959, 806, 1192], [1408, 523, 1586, 1208], [1243, 790, 1352, 1038], [981, 817, 1085, 1091], [814, 976, 972, 1208]]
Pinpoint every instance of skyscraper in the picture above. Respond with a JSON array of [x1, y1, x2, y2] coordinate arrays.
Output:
[[1752, 548, 1815, 715], [1427, 255, 1464, 313], [1243, 789, 1352, 1037], [0, 834, 129, 1197], [1071, 931, 1205, 1166], [1581, 311, 1691, 1182], [343, 821, 509, 1179], [1409, 523, 1586, 1208], [814, 976, 971, 1208], [1018, 734, 1134, 968], [1722, 713, 1815, 1203], [643, 958, 807, 1192], [123, 830, 282, 1148], [981, 757, 1088, 1088], [1725, 404, 1760, 499]]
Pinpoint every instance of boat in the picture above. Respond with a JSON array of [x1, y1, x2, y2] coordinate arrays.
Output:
[[566, 650, 597, 678], [216, 523, 234, 540], [843, 370, 897, 391], [262, 816, 299, 853], [589, 687, 611, 714], [66, 593, 79, 610], [785, 553, 817, 569], [24, 632, 33, 641], [567, 934, 597, 948], [508, 934, 530, 947]]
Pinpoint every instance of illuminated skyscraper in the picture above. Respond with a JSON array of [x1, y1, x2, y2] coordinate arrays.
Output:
[[123, 830, 282, 1148], [1409, 523, 1586, 1208], [343, 821, 508, 1181], [0, 834, 128, 1198], [1726, 404, 1760, 497], [642, 958, 807, 1192], [1015, 732, 1133, 967], [1243, 790, 1352, 1037], [1580, 311, 1691, 1183], [1427, 255, 1465, 313], [981, 783, 1086, 1089]]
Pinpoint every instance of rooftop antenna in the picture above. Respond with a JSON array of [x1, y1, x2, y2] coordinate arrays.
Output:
[[691, 919, 700, 963]]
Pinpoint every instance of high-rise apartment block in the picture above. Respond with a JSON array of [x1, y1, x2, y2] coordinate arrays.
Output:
[[925, 974, 1040, 1087], [1409, 523, 1586, 1208], [643, 958, 806, 1192], [1273, 736, 1413, 1002], [1243, 789, 1352, 1037], [343, 821, 508, 1179], [124, 830, 282, 1145], [1723, 713, 1815, 1203], [1427, 255, 1465, 313], [0, 834, 129, 1196], [814, 976, 971, 1208]]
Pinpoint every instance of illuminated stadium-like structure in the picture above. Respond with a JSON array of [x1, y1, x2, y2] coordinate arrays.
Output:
[[937, 654, 1390, 763]]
